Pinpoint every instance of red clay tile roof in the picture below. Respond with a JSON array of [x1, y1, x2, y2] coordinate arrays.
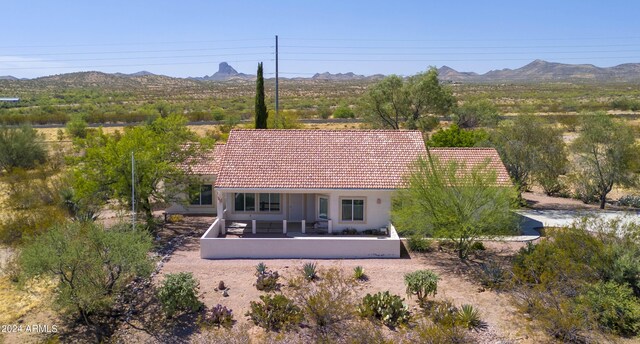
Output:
[[184, 143, 226, 175], [215, 129, 427, 189], [428, 148, 512, 186]]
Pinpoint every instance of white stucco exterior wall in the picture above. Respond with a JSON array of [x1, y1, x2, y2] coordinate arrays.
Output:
[[218, 189, 394, 231]]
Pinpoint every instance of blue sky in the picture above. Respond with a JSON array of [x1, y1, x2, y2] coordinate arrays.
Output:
[[2, 0, 640, 78]]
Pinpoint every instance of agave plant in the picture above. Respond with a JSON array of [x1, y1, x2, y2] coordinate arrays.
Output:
[[456, 304, 482, 329], [303, 262, 318, 281], [353, 266, 366, 280], [255, 262, 268, 276]]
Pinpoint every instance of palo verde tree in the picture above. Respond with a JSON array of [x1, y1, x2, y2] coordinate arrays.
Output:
[[72, 114, 207, 227], [571, 112, 638, 209], [392, 153, 517, 259], [255, 62, 268, 129], [360, 67, 455, 130], [20, 221, 153, 324]]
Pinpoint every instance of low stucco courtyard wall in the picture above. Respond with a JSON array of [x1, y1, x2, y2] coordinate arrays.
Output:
[[200, 224, 401, 259]]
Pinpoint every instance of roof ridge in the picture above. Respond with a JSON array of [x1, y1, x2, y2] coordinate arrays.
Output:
[[229, 129, 422, 133], [428, 147, 497, 150]]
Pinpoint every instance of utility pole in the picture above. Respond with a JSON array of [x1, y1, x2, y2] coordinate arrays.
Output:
[[131, 151, 136, 230], [275, 35, 279, 114]]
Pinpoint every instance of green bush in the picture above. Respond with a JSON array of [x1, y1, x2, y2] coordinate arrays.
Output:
[[358, 291, 410, 327], [255, 270, 280, 292], [407, 235, 433, 253], [404, 270, 439, 305], [0, 125, 47, 173], [246, 294, 302, 332], [332, 106, 355, 119], [424, 299, 458, 327], [618, 194, 640, 208], [289, 267, 357, 341], [65, 113, 88, 139], [20, 222, 153, 321], [470, 241, 486, 251], [157, 272, 203, 318], [578, 281, 640, 336], [203, 304, 234, 329], [427, 124, 489, 147]]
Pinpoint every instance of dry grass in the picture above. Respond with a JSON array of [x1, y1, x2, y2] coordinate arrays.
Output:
[[0, 277, 55, 324]]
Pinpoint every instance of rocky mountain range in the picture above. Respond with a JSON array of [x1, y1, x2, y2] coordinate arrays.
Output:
[[2, 60, 640, 85], [437, 60, 640, 83]]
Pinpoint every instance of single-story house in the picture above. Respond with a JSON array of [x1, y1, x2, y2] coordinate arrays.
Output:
[[172, 129, 510, 259]]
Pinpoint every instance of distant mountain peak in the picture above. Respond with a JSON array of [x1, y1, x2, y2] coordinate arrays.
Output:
[[438, 60, 640, 83], [192, 62, 253, 81]]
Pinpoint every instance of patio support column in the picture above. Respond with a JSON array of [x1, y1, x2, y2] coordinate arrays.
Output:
[[252, 220, 256, 234], [328, 220, 333, 234], [220, 219, 226, 235], [216, 190, 224, 219], [301, 220, 305, 234], [283, 220, 287, 234]]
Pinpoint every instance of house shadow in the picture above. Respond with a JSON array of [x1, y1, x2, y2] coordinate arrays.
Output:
[[516, 213, 544, 236]]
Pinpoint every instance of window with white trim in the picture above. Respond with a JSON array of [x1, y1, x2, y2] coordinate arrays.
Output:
[[189, 185, 213, 205], [234, 193, 256, 211], [341, 199, 365, 221]]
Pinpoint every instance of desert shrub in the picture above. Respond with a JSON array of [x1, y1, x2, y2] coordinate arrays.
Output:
[[578, 281, 640, 336], [618, 194, 640, 208], [246, 294, 302, 332], [0, 124, 47, 173], [65, 113, 88, 139], [427, 124, 489, 147], [452, 99, 500, 128], [332, 105, 355, 119], [470, 241, 485, 251], [289, 267, 357, 341], [167, 214, 184, 223], [478, 259, 506, 290], [407, 235, 433, 253], [302, 262, 318, 281], [424, 300, 458, 328], [20, 222, 153, 322], [202, 304, 234, 329], [401, 319, 470, 344], [157, 272, 203, 318], [404, 270, 439, 305], [358, 291, 410, 327], [510, 219, 640, 341], [256, 270, 281, 292], [199, 323, 252, 344], [353, 266, 366, 281], [456, 304, 482, 330], [255, 262, 268, 276]]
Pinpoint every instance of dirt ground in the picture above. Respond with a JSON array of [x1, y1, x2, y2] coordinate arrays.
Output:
[[116, 215, 535, 344]]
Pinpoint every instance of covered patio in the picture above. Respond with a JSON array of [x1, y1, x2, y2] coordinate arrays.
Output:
[[200, 217, 401, 259]]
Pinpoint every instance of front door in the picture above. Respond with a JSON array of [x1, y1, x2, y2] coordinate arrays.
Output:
[[288, 194, 304, 221]]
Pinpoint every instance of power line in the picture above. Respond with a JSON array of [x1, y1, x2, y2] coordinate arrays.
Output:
[[280, 43, 640, 50], [281, 49, 640, 56], [0, 38, 272, 49], [0, 52, 273, 64], [0, 59, 273, 70], [281, 36, 640, 42], [280, 56, 640, 62], [5, 46, 273, 57]]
